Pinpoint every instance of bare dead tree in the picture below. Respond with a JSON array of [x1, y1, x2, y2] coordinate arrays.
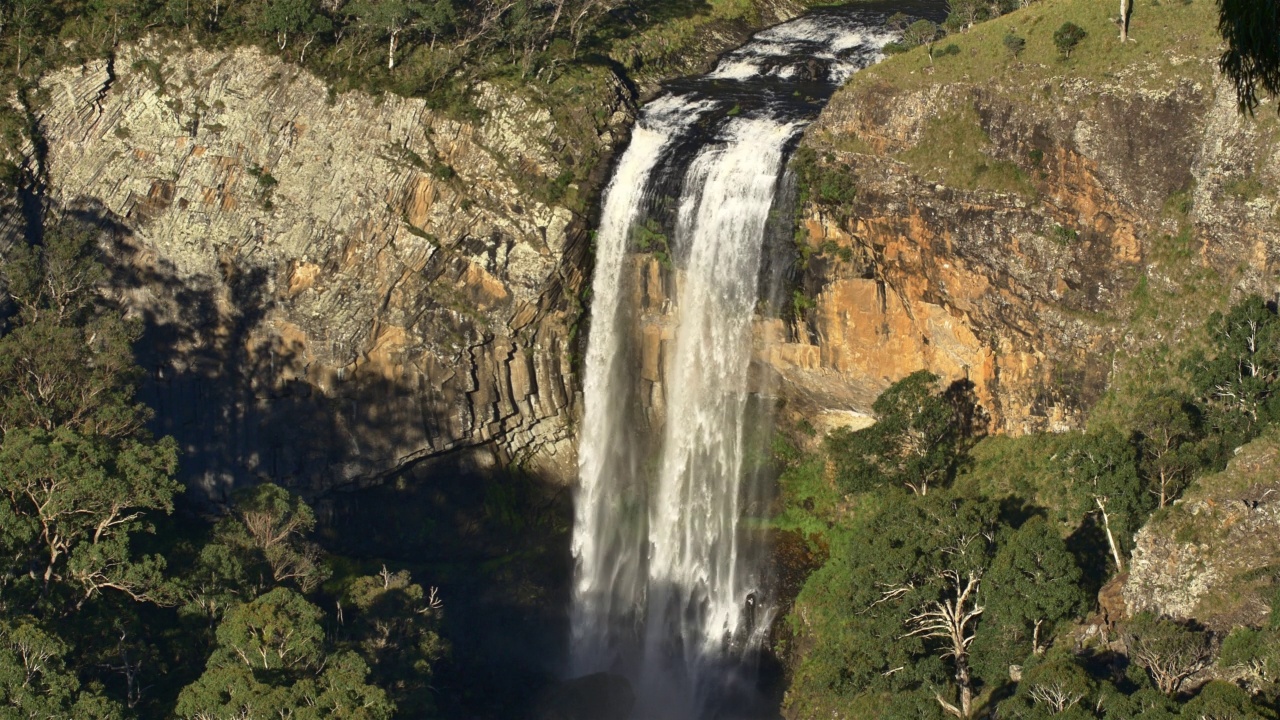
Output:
[[907, 571, 984, 718], [1028, 681, 1085, 714]]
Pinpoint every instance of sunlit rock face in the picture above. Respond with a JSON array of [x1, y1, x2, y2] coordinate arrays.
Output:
[[778, 71, 1280, 435]]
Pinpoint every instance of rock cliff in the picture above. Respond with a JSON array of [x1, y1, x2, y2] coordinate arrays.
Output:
[[2, 0, 824, 502], [1126, 430, 1280, 631], [772, 2, 1280, 434], [19, 41, 631, 500]]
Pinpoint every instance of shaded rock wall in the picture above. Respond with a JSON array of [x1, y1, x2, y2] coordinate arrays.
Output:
[[6, 0, 825, 502]]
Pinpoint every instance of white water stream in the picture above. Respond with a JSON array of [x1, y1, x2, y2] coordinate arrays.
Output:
[[569, 9, 898, 718]]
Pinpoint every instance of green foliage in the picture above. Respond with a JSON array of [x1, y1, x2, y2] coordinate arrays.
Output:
[[1003, 33, 1026, 58], [1056, 429, 1151, 574], [1002, 651, 1098, 718], [947, 0, 991, 32], [786, 488, 1000, 716], [1186, 294, 1280, 441], [0, 213, 454, 719], [1177, 680, 1277, 719], [885, 12, 913, 32], [0, 620, 123, 719], [826, 371, 983, 496], [340, 567, 447, 715], [981, 517, 1086, 659], [1219, 624, 1280, 698], [1217, 0, 1280, 114], [190, 483, 332, 603], [631, 218, 672, 269], [902, 19, 939, 50], [792, 145, 857, 213], [0, 224, 181, 613], [260, 0, 333, 52], [1224, 174, 1266, 201], [1102, 685, 1180, 719], [897, 107, 1035, 197], [175, 588, 393, 720], [1122, 613, 1213, 696], [1050, 223, 1079, 245], [1053, 22, 1087, 59], [247, 164, 279, 188], [1132, 390, 1206, 508], [787, 295, 1280, 716]]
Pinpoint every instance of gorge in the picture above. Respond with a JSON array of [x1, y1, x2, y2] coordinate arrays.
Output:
[[3, 0, 1280, 717]]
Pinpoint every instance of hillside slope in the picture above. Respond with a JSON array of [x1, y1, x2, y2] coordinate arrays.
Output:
[[769, 0, 1278, 435]]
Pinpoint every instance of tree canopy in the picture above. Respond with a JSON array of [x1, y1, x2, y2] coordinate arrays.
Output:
[[0, 216, 449, 719], [1218, 0, 1280, 113]]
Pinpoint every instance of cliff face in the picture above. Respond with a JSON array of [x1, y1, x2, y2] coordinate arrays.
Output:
[[6, 0, 823, 502], [1125, 431, 1280, 632], [773, 25, 1280, 434], [24, 41, 631, 500]]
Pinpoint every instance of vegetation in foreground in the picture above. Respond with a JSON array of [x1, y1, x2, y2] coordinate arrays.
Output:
[[0, 218, 447, 719], [776, 292, 1280, 719]]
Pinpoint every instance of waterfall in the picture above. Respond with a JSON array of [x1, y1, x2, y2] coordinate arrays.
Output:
[[570, 7, 900, 717]]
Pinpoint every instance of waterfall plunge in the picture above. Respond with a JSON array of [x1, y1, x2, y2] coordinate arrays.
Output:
[[569, 8, 900, 718]]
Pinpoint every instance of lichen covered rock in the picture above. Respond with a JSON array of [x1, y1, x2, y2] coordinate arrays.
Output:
[[23, 42, 633, 499]]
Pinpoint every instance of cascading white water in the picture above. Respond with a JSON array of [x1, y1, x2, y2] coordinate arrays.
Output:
[[569, 7, 902, 717], [571, 95, 717, 675], [639, 117, 802, 712]]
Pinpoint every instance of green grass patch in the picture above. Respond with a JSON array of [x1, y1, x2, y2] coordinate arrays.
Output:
[[955, 433, 1078, 523], [1224, 174, 1267, 201], [897, 106, 1036, 196], [839, 0, 1221, 101]]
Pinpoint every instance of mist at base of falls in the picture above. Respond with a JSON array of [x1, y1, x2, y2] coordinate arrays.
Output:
[[568, 5, 935, 717]]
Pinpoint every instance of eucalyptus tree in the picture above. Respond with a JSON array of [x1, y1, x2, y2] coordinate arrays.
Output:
[[1187, 294, 1280, 441], [826, 371, 981, 497], [0, 223, 180, 611], [982, 517, 1086, 657], [1218, 0, 1280, 114], [1058, 429, 1148, 574], [175, 588, 394, 720]]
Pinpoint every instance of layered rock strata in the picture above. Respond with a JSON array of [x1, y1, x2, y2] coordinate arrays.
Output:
[[22, 42, 632, 499]]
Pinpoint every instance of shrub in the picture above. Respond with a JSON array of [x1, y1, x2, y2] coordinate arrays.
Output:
[[885, 11, 913, 32], [1050, 224, 1078, 245], [825, 371, 984, 495], [902, 19, 939, 49], [1053, 22, 1087, 59], [248, 164, 279, 188], [1123, 613, 1213, 696], [1003, 33, 1026, 58]]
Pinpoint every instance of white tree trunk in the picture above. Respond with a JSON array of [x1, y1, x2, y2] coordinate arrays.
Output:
[[1096, 497, 1125, 573], [1119, 0, 1129, 42], [388, 29, 399, 70]]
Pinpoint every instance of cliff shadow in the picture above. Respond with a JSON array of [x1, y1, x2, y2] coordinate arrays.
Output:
[[60, 198, 578, 717], [64, 198, 440, 504], [316, 450, 575, 720]]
